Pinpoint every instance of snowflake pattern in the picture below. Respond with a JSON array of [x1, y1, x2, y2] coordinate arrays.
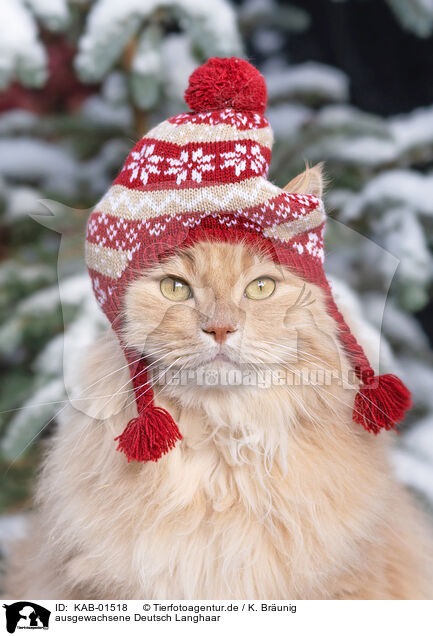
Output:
[[169, 108, 269, 131], [86, 193, 325, 275], [220, 143, 268, 177], [93, 275, 107, 308], [120, 138, 270, 187], [164, 147, 216, 185], [305, 231, 325, 262], [87, 102, 330, 329], [125, 143, 164, 185]]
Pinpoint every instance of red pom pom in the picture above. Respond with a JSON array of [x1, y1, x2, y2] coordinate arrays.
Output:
[[184, 57, 267, 114], [114, 405, 182, 462], [353, 373, 412, 434]]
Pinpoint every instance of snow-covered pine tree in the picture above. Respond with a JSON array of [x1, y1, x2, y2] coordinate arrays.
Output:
[[0, 0, 242, 513], [1, 0, 433, 518], [239, 0, 433, 507]]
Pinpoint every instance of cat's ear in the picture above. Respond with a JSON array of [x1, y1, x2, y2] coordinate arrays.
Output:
[[283, 162, 325, 198]]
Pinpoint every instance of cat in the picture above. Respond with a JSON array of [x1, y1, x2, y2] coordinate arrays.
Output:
[[3, 166, 433, 599]]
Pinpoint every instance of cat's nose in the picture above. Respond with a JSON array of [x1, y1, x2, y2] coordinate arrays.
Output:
[[202, 325, 237, 344]]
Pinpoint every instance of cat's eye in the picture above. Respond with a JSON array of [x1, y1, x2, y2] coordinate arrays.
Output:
[[244, 277, 276, 300], [160, 277, 192, 301]]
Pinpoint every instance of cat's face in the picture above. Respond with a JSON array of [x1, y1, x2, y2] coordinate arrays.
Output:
[[123, 240, 344, 396]]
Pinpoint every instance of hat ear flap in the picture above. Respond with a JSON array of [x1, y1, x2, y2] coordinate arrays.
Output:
[[284, 162, 325, 198], [114, 353, 182, 462], [322, 284, 412, 433]]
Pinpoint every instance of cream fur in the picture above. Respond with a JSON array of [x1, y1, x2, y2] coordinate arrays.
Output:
[[3, 237, 433, 600], [3, 162, 433, 598]]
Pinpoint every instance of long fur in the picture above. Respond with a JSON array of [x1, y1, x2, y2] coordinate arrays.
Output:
[[3, 237, 433, 599]]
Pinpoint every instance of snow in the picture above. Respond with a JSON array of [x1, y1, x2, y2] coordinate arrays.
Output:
[[328, 137, 398, 166], [404, 415, 433, 463], [267, 103, 312, 139], [266, 62, 349, 103], [0, 261, 53, 286], [0, 320, 22, 358], [0, 274, 106, 460], [25, 0, 69, 31], [62, 299, 110, 416], [323, 105, 433, 167], [16, 274, 89, 316], [391, 105, 433, 152], [397, 357, 433, 411], [101, 71, 129, 104], [253, 28, 285, 55], [240, 0, 278, 19], [130, 26, 162, 110], [17, 284, 60, 315], [80, 95, 132, 128], [334, 171, 433, 310], [363, 294, 429, 353], [161, 34, 196, 104], [0, 138, 78, 194], [316, 105, 389, 141], [0, 0, 47, 88], [240, 0, 310, 32], [34, 334, 64, 377], [0, 110, 39, 135], [0, 514, 28, 557], [1, 378, 66, 461], [342, 170, 433, 219], [32, 278, 107, 386], [392, 446, 433, 505], [327, 275, 393, 373], [0, 135, 130, 198], [5, 186, 42, 221], [76, 0, 242, 82], [385, 0, 433, 38], [132, 27, 161, 75]]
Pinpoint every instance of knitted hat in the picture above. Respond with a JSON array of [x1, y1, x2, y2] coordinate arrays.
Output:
[[85, 57, 411, 463]]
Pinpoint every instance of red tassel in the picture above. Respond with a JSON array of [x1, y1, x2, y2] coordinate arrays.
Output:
[[353, 373, 412, 434], [114, 406, 182, 462]]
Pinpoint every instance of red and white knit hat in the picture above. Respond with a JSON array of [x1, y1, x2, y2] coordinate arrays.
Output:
[[85, 57, 411, 463]]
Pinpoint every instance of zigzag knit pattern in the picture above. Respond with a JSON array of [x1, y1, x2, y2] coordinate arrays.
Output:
[[85, 56, 412, 463], [85, 107, 326, 322]]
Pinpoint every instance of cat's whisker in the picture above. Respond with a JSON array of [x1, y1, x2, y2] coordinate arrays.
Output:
[[262, 342, 374, 408], [257, 344, 330, 372], [253, 359, 332, 441], [3, 354, 170, 470], [254, 345, 383, 431], [261, 337, 328, 358], [3, 402, 71, 475], [308, 384, 354, 422], [311, 381, 386, 429], [76, 345, 171, 396], [261, 339, 336, 369], [122, 356, 183, 414], [68, 351, 177, 453], [261, 346, 379, 428], [259, 342, 359, 393], [75, 357, 188, 457], [92, 350, 175, 413], [124, 358, 191, 423], [252, 349, 332, 378], [250, 351, 335, 440], [272, 339, 398, 425], [0, 347, 172, 418], [0, 400, 70, 415]]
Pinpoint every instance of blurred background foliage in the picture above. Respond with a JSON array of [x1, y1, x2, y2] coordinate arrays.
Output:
[[1, 0, 433, 523]]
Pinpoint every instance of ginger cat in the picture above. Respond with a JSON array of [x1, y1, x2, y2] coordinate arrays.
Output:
[[3, 167, 433, 599]]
